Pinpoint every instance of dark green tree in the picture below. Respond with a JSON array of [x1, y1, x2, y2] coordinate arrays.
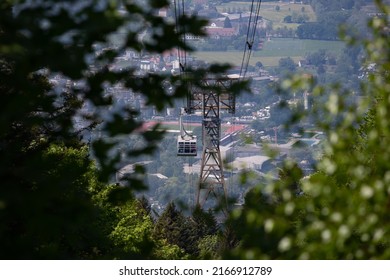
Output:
[[91, 184, 183, 259], [0, 143, 110, 259], [0, 0, 247, 259], [255, 61, 263, 69], [224, 16, 233, 28], [278, 57, 297, 73], [153, 202, 196, 256], [283, 15, 292, 23], [192, 206, 225, 259], [305, 49, 327, 66]]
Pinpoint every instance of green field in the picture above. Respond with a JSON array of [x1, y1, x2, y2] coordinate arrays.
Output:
[[216, 1, 316, 23], [194, 38, 345, 67], [256, 38, 345, 56]]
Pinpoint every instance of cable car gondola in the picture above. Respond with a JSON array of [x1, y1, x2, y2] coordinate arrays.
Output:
[[177, 109, 197, 156], [177, 135, 197, 156]]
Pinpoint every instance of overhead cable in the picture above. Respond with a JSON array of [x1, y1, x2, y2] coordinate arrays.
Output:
[[240, 0, 262, 80]]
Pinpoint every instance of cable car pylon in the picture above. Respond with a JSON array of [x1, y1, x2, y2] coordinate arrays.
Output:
[[184, 76, 238, 210], [174, 0, 262, 212]]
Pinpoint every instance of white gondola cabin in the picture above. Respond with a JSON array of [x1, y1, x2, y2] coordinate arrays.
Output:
[[177, 135, 197, 156], [177, 108, 197, 156]]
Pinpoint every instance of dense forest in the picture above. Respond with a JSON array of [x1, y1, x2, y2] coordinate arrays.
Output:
[[1, 0, 390, 259]]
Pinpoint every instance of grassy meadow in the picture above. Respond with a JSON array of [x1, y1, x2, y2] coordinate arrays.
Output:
[[194, 38, 346, 67], [216, 1, 317, 26]]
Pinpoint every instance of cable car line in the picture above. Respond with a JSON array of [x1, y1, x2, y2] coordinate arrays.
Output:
[[240, 0, 262, 80], [173, 0, 187, 75], [173, 0, 197, 158]]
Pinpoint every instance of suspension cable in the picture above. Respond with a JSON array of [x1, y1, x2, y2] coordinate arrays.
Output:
[[174, 0, 194, 209], [239, 0, 262, 80], [181, 0, 187, 72], [173, 0, 187, 74]]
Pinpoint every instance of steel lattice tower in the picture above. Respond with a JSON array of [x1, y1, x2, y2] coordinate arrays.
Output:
[[185, 76, 237, 208]]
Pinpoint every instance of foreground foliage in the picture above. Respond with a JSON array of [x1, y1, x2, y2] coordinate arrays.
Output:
[[0, 0, 245, 258], [226, 0, 390, 259]]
